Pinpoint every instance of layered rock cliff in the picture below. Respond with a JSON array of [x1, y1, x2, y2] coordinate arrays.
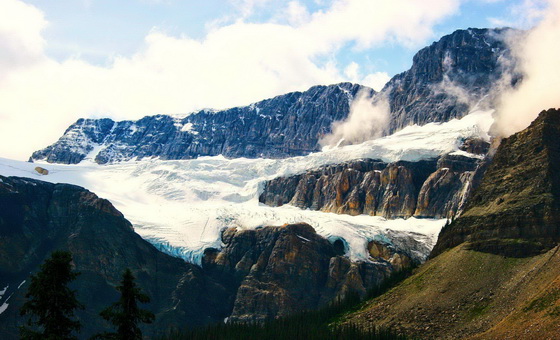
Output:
[[31, 28, 514, 164], [260, 149, 486, 219], [341, 109, 560, 340], [431, 108, 560, 257]]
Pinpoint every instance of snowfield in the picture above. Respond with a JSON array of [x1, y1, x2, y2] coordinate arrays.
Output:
[[0, 110, 493, 265]]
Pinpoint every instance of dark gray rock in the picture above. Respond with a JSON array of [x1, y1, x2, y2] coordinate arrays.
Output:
[[384, 27, 519, 133], [31, 28, 517, 165], [202, 223, 417, 323], [31, 83, 369, 164]]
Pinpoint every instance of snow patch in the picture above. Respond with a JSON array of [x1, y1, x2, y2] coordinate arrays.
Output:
[[181, 123, 198, 135], [0, 285, 7, 298], [297, 235, 311, 242], [0, 293, 12, 315]]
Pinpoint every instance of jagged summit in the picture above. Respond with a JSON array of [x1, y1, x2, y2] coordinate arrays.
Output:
[[31, 28, 515, 165], [431, 108, 560, 257], [31, 82, 368, 164], [385, 27, 517, 133]]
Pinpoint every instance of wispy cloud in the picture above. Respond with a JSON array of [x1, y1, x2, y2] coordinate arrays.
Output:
[[493, 0, 560, 136], [0, 0, 461, 159]]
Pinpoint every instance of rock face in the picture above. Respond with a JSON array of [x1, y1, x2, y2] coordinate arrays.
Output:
[[385, 27, 517, 133], [260, 153, 484, 219], [31, 28, 515, 165], [202, 223, 418, 323], [0, 176, 418, 338], [341, 111, 560, 340], [31, 83, 369, 164], [0, 176, 230, 339], [431, 108, 560, 258]]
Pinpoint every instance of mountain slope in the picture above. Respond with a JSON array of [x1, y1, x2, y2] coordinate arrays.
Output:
[[432, 108, 560, 257], [30, 28, 514, 165], [31, 83, 369, 164], [0, 176, 229, 339], [341, 108, 560, 339], [344, 243, 560, 339]]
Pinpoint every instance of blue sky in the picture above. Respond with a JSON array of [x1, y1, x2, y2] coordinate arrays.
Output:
[[26, 0, 528, 76], [0, 0, 553, 159]]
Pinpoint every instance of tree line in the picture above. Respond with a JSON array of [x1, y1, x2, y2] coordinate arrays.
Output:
[[162, 267, 415, 340]]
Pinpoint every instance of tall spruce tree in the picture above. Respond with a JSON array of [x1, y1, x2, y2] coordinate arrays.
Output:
[[20, 250, 83, 340], [97, 269, 155, 340]]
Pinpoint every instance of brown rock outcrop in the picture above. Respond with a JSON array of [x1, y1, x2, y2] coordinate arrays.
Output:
[[202, 223, 416, 323], [260, 154, 484, 219]]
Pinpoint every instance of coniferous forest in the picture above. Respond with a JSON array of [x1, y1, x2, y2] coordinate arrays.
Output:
[[162, 268, 414, 340]]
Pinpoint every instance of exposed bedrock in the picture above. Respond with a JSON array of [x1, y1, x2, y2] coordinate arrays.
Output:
[[260, 150, 487, 219], [202, 223, 419, 323], [432, 108, 560, 258]]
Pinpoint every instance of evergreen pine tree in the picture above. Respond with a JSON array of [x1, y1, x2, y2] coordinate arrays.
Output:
[[97, 269, 155, 340], [20, 250, 83, 340]]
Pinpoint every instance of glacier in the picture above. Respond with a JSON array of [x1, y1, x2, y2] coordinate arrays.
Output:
[[0, 110, 493, 265]]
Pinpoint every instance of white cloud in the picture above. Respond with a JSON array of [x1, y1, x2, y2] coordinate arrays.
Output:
[[285, 1, 310, 26], [230, 0, 275, 17], [362, 72, 391, 92], [344, 62, 390, 91], [493, 0, 560, 136], [0, 0, 461, 160], [320, 89, 390, 147], [0, 0, 47, 78], [487, 0, 549, 28]]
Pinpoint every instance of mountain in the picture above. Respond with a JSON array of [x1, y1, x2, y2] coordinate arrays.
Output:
[[0, 175, 229, 339], [385, 27, 517, 133], [30, 28, 514, 165], [203, 223, 417, 323], [340, 109, 560, 339], [30, 83, 370, 164], [0, 175, 419, 339]]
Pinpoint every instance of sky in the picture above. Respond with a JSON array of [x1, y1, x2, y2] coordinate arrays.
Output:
[[0, 0, 552, 160]]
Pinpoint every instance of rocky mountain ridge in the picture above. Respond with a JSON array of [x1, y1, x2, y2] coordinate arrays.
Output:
[[385, 27, 517, 133], [31, 28, 515, 165], [31, 83, 369, 164]]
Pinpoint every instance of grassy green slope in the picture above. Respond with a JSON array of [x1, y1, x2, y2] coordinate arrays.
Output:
[[343, 243, 560, 339]]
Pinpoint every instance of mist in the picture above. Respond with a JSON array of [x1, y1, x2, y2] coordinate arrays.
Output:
[[320, 89, 389, 148], [493, 0, 560, 137]]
